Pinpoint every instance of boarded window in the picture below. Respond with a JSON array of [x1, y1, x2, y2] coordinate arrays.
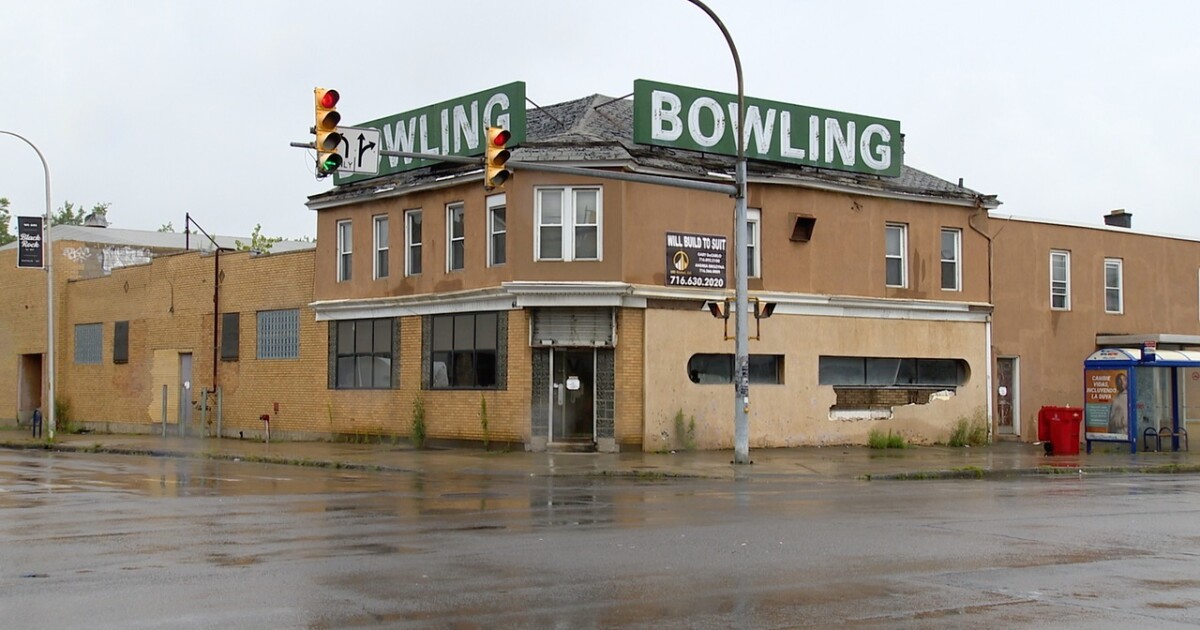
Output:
[[74, 323, 102, 364], [113, 321, 129, 364], [687, 354, 784, 385], [221, 312, 240, 361]]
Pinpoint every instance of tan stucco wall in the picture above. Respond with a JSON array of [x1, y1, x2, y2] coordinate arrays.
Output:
[[643, 307, 989, 449], [312, 175, 988, 305], [990, 217, 1200, 438]]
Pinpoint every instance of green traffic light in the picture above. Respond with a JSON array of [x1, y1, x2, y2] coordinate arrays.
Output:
[[318, 153, 342, 174]]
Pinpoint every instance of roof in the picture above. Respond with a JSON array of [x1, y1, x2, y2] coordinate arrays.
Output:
[[0, 224, 315, 253], [310, 94, 999, 208]]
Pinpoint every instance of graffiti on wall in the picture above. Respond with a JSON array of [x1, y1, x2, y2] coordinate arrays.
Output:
[[102, 246, 151, 274], [61, 245, 153, 275]]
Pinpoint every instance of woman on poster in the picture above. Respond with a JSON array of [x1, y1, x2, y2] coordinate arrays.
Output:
[[1108, 372, 1128, 434]]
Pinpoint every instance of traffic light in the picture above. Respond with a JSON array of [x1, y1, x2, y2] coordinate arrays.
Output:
[[484, 126, 512, 190], [314, 87, 342, 177]]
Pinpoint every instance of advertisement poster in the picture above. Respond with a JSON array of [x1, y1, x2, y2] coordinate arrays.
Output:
[[1084, 368, 1128, 439]]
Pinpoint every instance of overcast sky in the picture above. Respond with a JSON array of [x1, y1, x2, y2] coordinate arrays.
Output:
[[2, 0, 1197, 240]]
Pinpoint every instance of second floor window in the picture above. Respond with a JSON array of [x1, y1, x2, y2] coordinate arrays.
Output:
[[536, 187, 601, 261], [337, 220, 352, 282], [747, 208, 761, 278], [405, 209, 422, 276], [373, 215, 389, 280], [885, 223, 907, 287], [447, 203, 465, 271], [941, 228, 961, 291], [1105, 258, 1123, 314], [1051, 250, 1071, 310], [488, 194, 506, 266]]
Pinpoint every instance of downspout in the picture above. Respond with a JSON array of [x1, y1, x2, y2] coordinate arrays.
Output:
[[213, 248, 220, 393], [968, 198, 997, 441]]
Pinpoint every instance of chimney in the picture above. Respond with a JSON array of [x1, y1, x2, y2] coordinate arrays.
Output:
[[1104, 208, 1132, 229], [83, 208, 110, 228]]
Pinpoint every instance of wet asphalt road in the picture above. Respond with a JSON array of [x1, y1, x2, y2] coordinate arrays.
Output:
[[3, 450, 1200, 629]]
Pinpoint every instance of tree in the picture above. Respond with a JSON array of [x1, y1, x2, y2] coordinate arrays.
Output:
[[235, 223, 282, 253], [158, 222, 175, 232], [0, 197, 13, 246], [52, 201, 110, 226]]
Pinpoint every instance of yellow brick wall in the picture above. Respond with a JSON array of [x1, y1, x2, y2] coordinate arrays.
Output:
[[614, 307, 645, 448], [0, 239, 97, 423]]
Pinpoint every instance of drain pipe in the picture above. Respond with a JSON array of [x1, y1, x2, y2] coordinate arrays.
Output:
[[969, 199, 997, 441]]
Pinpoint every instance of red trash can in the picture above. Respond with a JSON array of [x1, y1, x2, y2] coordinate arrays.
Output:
[[1037, 406, 1057, 443], [1047, 407, 1082, 455]]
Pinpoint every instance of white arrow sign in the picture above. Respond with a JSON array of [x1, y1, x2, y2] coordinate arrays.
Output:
[[337, 126, 380, 175]]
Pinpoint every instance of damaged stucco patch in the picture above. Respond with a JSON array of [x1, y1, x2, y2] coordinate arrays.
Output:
[[827, 388, 956, 420]]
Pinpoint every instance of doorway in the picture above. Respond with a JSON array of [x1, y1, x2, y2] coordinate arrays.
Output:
[[997, 357, 1018, 436], [179, 353, 193, 435], [18, 354, 43, 426], [550, 349, 595, 443]]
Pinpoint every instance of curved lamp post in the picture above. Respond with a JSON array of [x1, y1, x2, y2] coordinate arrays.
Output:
[[685, 0, 751, 464], [1, 130, 55, 439]]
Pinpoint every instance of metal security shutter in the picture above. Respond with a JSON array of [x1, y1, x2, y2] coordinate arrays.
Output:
[[530, 308, 614, 347]]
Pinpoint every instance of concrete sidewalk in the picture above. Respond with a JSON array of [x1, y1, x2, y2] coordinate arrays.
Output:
[[0, 427, 1197, 481]]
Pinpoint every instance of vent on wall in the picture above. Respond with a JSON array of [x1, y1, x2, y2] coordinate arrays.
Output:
[[789, 213, 816, 242]]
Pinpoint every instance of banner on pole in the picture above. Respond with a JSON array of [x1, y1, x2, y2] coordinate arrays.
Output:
[[17, 216, 44, 269]]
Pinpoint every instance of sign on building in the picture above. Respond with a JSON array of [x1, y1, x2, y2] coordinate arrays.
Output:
[[17, 216, 44, 269], [633, 79, 903, 177], [665, 232, 727, 289], [334, 82, 527, 185]]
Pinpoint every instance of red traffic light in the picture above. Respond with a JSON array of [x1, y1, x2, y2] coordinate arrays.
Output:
[[490, 128, 511, 147], [319, 89, 340, 109]]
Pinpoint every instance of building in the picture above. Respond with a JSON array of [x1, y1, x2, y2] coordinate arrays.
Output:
[[6, 88, 1199, 453], [303, 90, 997, 451]]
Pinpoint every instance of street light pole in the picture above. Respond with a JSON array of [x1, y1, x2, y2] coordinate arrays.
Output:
[[685, 0, 751, 464], [1, 131, 55, 439]]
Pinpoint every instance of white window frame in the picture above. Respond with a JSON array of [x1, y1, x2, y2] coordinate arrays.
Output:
[[373, 214, 389, 280], [1105, 258, 1123, 314], [747, 208, 761, 279], [487, 193, 506, 267], [405, 209, 422, 277], [1051, 250, 1071, 311], [336, 219, 352, 283], [535, 186, 603, 262], [885, 223, 907, 288], [446, 202, 465, 272], [940, 228, 962, 291]]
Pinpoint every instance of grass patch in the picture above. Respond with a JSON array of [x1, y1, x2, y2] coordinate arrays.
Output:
[[672, 409, 696, 451], [410, 398, 427, 449], [947, 410, 989, 447], [868, 428, 907, 449]]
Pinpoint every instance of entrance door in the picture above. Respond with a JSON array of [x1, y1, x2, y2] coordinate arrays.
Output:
[[179, 353, 193, 435], [997, 357, 1018, 436], [18, 354, 43, 426], [550, 349, 595, 442]]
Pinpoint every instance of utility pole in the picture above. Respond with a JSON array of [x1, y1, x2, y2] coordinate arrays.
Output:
[[685, 0, 751, 464]]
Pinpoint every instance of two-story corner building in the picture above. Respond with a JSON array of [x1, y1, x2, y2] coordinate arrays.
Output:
[[305, 89, 1001, 452], [990, 210, 1200, 442]]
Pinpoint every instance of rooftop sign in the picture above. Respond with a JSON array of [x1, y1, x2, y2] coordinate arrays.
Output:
[[633, 79, 902, 177], [335, 82, 526, 185]]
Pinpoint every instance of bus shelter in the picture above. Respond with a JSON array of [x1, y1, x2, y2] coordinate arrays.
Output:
[[1084, 347, 1196, 453]]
